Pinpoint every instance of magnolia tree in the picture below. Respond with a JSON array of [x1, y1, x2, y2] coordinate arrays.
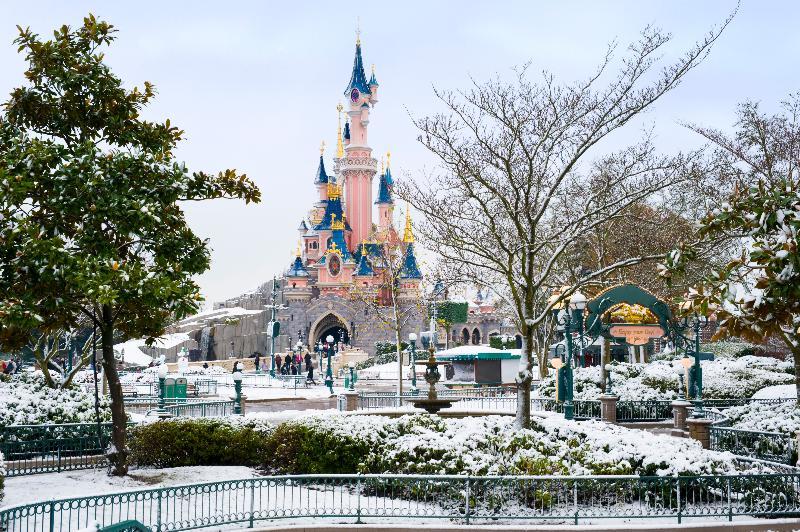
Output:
[[664, 95, 800, 403], [398, 20, 733, 428], [0, 17, 260, 474]]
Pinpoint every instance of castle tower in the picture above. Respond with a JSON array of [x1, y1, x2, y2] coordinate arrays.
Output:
[[338, 33, 379, 250], [376, 152, 394, 232]]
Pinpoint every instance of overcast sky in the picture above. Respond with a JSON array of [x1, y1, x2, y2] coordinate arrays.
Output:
[[1, 1, 798, 305]]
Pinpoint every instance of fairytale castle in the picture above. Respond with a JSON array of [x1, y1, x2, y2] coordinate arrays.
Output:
[[273, 34, 424, 353], [156, 34, 512, 362]]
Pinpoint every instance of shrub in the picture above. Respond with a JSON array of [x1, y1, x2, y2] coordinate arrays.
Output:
[[262, 421, 372, 474], [128, 419, 270, 468], [489, 336, 517, 350]]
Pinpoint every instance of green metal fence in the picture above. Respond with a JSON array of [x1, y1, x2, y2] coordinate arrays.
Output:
[[616, 400, 674, 422], [162, 400, 235, 418], [2, 473, 800, 531], [0, 423, 113, 477], [710, 425, 796, 464]]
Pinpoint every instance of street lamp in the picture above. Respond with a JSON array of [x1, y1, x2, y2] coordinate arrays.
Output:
[[232, 370, 243, 415], [604, 363, 614, 395], [677, 300, 710, 418], [551, 290, 586, 421], [325, 334, 335, 395], [674, 359, 688, 401], [409, 333, 418, 392], [157, 363, 169, 417], [348, 361, 356, 392]]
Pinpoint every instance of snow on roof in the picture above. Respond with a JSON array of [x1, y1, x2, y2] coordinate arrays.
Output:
[[175, 306, 263, 328], [436, 345, 507, 356], [113, 332, 192, 366]]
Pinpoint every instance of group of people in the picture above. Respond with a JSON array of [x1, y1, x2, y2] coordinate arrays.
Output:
[[274, 351, 315, 381], [1, 357, 18, 374]]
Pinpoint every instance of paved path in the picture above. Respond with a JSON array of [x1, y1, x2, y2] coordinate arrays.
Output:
[[245, 397, 338, 413]]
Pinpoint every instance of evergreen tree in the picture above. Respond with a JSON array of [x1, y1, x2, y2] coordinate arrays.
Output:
[[0, 15, 260, 474]]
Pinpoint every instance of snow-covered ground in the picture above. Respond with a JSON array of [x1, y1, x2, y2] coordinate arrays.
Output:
[[753, 384, 796, 399], [113, 333, 194, 366], [2, 466, 259, 508]]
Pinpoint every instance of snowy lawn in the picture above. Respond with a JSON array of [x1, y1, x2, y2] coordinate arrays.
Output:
[[2, 465, 259, 508], [0, 373, 111, 426], [753, 384, 796, 399]]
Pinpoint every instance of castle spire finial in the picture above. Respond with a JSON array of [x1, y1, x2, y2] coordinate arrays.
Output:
[[319, 140, 326, 155], [336, 103, 344, 158], [386, 149, 391, 169], [296, 240, 302, 257], [403, 203, 414, 243], [356, 17, 361, 45], [380, 156, 385, 175]]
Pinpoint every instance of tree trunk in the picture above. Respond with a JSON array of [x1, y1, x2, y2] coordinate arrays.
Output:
[[100, 304, 128, 475], [515, 330, 533, 429]]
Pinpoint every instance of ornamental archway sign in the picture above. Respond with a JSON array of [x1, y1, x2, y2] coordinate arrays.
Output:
[[583, 284, 674, 346]]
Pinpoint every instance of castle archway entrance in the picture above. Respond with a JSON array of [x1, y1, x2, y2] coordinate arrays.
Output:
[[311, 312, 350, 346]]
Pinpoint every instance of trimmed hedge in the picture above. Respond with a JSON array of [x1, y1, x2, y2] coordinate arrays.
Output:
[[128, 419, 269, 468], [261, 423, 370, 474]]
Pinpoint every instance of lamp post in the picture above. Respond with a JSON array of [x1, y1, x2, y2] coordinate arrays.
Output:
[[409, 333, 418, 392], [157, 363, 169, 417], [266, 276, 283, 379], [325, 334, 335, 395], [677, 303, 710, 418], [674, 361, 687, 401], [348, 361, 356, 392], [551, 290, 587, 421], [604, 363, 614, 395], [317, 341, 323, 378], [233, 370, 243, 415]]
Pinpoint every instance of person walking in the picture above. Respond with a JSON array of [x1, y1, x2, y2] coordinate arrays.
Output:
[[304, 352, 314, 383], [254, 353, 261, 372], [275, 354, 282, 375]]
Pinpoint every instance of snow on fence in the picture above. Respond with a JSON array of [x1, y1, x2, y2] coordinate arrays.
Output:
[[3, 473, 800, 531], [709, 426, 795, 465]]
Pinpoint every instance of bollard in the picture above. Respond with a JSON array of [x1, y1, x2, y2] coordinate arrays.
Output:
[[686, 417, 713, 449], [671, 400, 692, 432], [599, 394, 618, 424]]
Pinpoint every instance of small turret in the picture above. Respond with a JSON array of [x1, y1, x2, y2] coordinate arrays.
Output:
[[353, 242, 375, 277], [344, 36, 371, 101], [369, 64, 379, 105]]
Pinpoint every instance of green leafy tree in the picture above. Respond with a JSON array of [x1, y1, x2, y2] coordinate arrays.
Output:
[[433, 301, 467, 348], [0, 16, 260, 474], [664, 95, 800, 403]]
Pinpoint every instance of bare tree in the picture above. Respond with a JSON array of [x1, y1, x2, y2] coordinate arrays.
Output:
[[349, 240, 424, 395], [29, 327, 97, 389], [398, 19, 734, 428]]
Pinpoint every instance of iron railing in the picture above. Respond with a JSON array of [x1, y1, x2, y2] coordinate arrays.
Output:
[[616, 400, 674, 422], [703, 398, 795, 408], [710, 425, 796, 465], [3, 473, 800, 531], [162, 400, 235, 418], [0, 423, 114, 477]]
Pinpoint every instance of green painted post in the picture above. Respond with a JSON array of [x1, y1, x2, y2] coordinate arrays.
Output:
[[48, 500, 55, 532], [248, 480, 255, 528], [464, 476, 471, 525]]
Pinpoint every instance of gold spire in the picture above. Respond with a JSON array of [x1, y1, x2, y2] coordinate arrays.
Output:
[[319, 140, 326, 155], [386, 149, 391, 169], [296, 241, 302, 257], [380, 156, 385, 175], [356, 17, 361, 45], [336, 103, 344, 158], [403, 203, 414, 243]]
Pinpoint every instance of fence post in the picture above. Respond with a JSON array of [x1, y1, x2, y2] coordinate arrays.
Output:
[[249, 480, 256, 528], [356, 474, 362, 524], [573, 480, 578, 525], [48, 500, 55, 532], [727, 476, 732, 521], [676, 478, 681, 524], [156, 489, 162, 532], [464, 476, 471, 525]]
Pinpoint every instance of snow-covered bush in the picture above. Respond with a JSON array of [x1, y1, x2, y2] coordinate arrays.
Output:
[[724, 400, 800, 436], [0, 373, 111, 427], [538, 356, 793, 400], [265, 412, 765, 477]]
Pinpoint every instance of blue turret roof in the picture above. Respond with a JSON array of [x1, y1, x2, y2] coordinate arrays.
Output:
[[375, 170, 393, 204], [298, 220, 308, 232], [287, 255, 309, 277], [369, 70, 379, 87], [400, 243, 422, 279], [314, 155, 329, 184], [354, 251, 374, 276], [343, 122, 350, 141], [384, 166, 393, 186], [314, 195, 352, 231], [344, 42, 372, 96], [328, 228, 352, 261]]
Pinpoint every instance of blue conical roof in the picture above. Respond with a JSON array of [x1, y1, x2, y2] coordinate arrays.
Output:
[[400, 243, 422, 279], [314, 155, 329, 184], [328, 228, 352, 261], [369, 70, 379, 86], [344, 42, 372, 96], [314, 195, 352, 232], [375, 170, 393, 204], [354, 251, 374, 276], [287, 255, 309, 277]]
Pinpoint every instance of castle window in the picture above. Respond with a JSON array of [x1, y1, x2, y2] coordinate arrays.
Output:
[[291, 314, 294, 321], [292, 282, 296, 288]]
